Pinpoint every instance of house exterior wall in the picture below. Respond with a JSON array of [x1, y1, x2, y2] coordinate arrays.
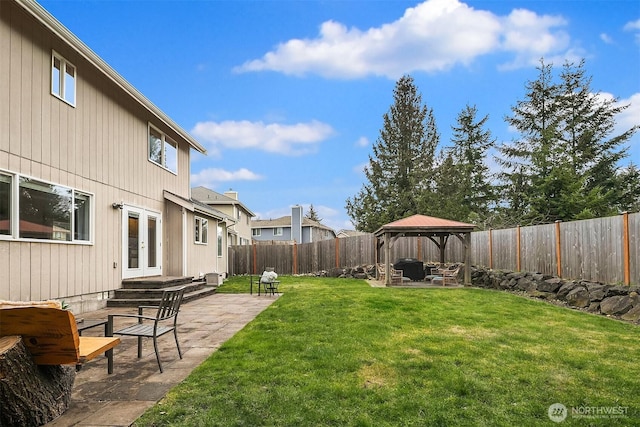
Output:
[[254, 227, 293, 242], [184, 215, 227, 279], [0, 1, 212, 310]]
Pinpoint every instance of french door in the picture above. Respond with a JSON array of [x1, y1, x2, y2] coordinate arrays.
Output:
[[122, 205, 162, 278]]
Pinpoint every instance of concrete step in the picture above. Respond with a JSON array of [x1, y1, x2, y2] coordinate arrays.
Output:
[[107, 283, 216, 308], [121, 276, 194, 290], [113, 281, 207, 300]]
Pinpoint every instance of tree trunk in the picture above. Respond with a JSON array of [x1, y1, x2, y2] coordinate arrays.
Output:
[[0, 336, 76, 427]]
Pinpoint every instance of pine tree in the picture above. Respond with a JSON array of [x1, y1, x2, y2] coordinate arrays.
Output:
[[446, 104, 496, 226], [304, 204, 322, 222], [497, 59, 639, 224], [346, 75, 438, 232]]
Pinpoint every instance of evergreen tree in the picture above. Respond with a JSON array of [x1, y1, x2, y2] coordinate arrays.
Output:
[[445, 105, 496, 226], [497, 59, 639, 224], [304, 204, 322, 222], [346, 75, 438, 232]]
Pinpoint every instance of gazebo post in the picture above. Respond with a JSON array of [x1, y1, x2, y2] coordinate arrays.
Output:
[[384, 231, 392, 286]]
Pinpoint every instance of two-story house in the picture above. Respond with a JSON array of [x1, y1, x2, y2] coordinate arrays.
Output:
[[251, 206, 336, 243], [0, 0, 228, 312], [191, 187, 255, 246]]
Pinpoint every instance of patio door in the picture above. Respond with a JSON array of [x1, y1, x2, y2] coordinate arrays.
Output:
[[122, 205, 162, 278]]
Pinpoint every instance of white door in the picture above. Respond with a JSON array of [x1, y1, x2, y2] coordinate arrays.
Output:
[[122, 205, 162, 278]]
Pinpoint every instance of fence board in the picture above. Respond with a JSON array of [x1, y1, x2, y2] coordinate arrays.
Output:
[[520, 223, 555, 276], [630, 212, 639, 285]]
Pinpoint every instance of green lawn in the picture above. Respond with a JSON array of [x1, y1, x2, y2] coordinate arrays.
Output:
[[135, 276, 640, 426]]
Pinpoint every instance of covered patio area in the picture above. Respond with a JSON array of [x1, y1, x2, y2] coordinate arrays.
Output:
[[374, 214, 475, 286]]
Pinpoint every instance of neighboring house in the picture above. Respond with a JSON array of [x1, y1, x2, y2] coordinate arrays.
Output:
[[0, 0, 227, 312], [191, 187, 255, 246], [336, 229, 368, 238], [252, 206, 336, 243]]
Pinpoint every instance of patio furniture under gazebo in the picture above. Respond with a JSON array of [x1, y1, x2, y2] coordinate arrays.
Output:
[[374, 214, 475, 286]]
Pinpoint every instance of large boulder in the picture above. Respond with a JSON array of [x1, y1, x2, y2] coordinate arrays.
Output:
[[585, 283, 609, 302], [565, 287, 590, 308], [538, 277, 563, 293], [621, 305, 640, 322], [557, 282, 579, 300], [600, 296, 634, 316]]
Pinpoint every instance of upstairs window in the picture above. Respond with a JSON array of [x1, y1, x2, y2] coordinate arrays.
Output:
[[252, 228, 261, 237], [149, 125, 178, 173], [195, 217, 208, 244], [51, 51, 76, 106], [274, 227, 283, 236]]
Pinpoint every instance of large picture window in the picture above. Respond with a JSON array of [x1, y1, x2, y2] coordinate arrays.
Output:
[[51, 51, 76, 106], [149, 125, 178, 173], [0, 171, 92, 243]]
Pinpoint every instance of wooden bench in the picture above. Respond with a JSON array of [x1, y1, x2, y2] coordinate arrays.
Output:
[[0, 306, 121, 374]]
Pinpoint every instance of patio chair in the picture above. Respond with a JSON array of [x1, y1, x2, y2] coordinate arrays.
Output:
[[377, 263, 403, 285], [431, 264, 462, 286], [108, 287, 185, 373]]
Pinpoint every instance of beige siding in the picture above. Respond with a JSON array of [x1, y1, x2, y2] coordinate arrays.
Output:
[[0, 2, 199, 306], [184, 213, 224, 278]]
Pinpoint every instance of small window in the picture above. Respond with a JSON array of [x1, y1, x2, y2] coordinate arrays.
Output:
[[0, 173, 11, 235], [252, 228, 261, 237], [217, 225, 223, 257], [51, 51, 76, 106], [274, 227, 283, 236], [148, 124, 178, 174], [195, 217, 208, 244]]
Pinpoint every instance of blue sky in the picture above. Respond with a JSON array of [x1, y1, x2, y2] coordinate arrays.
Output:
[[40, 0, 640, 232]]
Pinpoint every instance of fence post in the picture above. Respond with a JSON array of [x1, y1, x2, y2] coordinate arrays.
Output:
[[622, 212, 630, 286], [252, 243, 257, 275], [293, 242, 298, 275], [516, 225, 521, 272], [555, 220, 562, 278]]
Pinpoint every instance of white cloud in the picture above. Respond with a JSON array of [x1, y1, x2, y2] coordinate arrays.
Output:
[[235, 0, 572, 79], [355, 136, 369, 147], [191, 167, 263, 188], [624, 18, 640, 44], [191, 120, 334, 156], [600, 33, 613, 44]]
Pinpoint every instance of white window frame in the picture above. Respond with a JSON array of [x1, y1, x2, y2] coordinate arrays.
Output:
[[217, 225, 223, 257], [195, 216, 208, 244], [148, 124, 178, 174], [51, 51, 76, 107], [252, 228, 261, 237], [274, 227, 283, 236], [0, 169, 93, 244]]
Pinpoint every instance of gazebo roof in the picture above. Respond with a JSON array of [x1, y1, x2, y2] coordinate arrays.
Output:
[[374, 214, 475, 237]]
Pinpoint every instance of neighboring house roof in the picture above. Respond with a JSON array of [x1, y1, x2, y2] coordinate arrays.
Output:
[[15, 0, 206, 155], [337, 229, 368, 238], [191, 186, 255, 217], [252, 216, 336, 234]]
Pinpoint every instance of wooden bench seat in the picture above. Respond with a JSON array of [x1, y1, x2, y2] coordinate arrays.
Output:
[[0, 306, 120, 373]]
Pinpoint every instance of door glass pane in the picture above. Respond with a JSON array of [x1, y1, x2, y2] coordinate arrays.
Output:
[[128, 213, 139, 269], [147, 216, 157, 268]]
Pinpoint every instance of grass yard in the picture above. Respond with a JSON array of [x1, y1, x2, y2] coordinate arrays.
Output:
[[136, 276, 640, 426]]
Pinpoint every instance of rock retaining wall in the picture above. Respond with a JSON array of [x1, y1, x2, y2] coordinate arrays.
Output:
[[471, 266, 640, 324]]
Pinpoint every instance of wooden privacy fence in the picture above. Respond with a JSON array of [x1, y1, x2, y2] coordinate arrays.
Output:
[[228, 212, 638, 285]]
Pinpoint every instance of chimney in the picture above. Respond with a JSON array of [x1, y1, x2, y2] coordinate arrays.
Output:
[[291, 205, 303, 243], [224, 191, 238, 200]]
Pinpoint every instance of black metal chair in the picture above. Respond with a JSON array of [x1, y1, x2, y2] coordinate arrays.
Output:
[[108, 287, 185, 373]]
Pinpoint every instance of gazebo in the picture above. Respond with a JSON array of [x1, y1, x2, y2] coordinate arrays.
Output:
[[374, 214, 476, 286]]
